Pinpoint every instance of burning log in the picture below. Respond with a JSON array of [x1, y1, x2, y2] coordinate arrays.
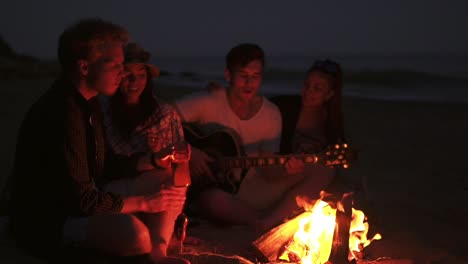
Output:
[[327, 192, 353, 264], [253, 210, 313, 262], [253, 191, 378, 264]]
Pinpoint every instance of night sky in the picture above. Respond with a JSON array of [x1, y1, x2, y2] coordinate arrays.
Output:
[[1, 0, 468, 59]]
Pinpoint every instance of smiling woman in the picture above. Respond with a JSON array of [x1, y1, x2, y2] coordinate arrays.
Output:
[[121, 64, 148, 104], [100, 42, 190, 264]]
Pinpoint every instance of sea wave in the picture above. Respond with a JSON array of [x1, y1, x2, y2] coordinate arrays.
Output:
[[153, 55, 468, 103], [160, 67, 468, 85], [267, 68, 468, 84], [157, 68, 468, 103]]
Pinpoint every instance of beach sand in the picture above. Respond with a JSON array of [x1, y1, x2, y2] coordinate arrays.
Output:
[[0, 78, 467, 263]]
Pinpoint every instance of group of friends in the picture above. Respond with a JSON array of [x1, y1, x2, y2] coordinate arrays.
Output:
[[3, 18, 347, 264]]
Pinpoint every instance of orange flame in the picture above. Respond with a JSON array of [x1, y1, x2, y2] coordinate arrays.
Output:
[[279, 195, 381, 263], [349, 208, 382, 260]]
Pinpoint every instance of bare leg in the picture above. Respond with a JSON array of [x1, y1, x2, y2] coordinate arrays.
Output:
[[258, 165, 335, 231], [105, 169, 188, 262], [196, 188, 261, 225], [139, 188, 186, 260], [83, 214, 152, 256]]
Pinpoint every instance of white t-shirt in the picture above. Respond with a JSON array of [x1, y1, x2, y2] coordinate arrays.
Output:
[[176, 89, 286, 209], [175, 88, 281, 156]]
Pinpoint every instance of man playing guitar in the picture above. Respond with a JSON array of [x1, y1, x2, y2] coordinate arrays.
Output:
[[175, 44, 337, 231]]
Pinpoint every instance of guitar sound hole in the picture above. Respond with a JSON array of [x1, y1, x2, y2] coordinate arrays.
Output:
[[204, 148, 225, 174]]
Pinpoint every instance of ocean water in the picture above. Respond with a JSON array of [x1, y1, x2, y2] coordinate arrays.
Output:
[[151, 54, 468, 103]]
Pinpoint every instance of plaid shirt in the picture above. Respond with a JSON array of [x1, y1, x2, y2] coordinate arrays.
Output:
[[101, 97, 184, 156]]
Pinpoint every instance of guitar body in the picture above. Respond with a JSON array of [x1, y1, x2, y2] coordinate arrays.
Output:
[[184, 124, 307, 210], [183, 123, 242, 158], [183, 123, 245, 193]]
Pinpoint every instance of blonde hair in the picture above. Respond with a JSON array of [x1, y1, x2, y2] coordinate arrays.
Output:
[[58, 18, 129, 71]]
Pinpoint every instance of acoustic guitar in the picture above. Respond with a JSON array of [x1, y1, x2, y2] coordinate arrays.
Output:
[[183, 124, 356, 209]]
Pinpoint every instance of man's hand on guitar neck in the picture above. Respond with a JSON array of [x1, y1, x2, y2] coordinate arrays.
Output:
[[261, 156, 305, 181], [284, 156, 305, 175], [189, 146, 216, 183]]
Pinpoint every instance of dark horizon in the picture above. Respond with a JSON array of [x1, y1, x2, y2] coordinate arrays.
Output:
[[1, 1, 467, 60]]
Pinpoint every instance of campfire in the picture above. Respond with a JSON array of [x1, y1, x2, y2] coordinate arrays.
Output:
[[253, 191, 381, 264]]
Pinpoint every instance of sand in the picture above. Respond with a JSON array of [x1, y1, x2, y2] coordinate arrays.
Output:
[[0, 78, 467, 264]]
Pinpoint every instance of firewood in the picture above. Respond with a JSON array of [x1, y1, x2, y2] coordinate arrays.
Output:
[[253, 192, 355, 263], [328, 192, 353, 264], [253, 211, 312, 262]]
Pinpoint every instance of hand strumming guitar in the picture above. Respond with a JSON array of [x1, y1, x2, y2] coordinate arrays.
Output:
[[189, 146, 216, 184]]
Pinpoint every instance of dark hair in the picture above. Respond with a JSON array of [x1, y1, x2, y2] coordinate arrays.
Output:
[[58, 18, 129, 72], [225, 43, 265, 71], [307, 59, 346, 144], [110, 67, 160, 138]]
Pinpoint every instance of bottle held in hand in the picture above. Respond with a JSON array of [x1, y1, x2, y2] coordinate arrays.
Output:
[[171, 142, 192, 188], [172, 162, 191, 188], [175, 213, 188, 253]]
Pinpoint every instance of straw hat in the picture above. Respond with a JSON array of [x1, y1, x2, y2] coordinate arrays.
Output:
[[124, 43, 160, 78]]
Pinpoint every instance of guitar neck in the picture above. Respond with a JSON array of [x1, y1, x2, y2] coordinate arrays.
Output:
[[222, 154, 322, 169]]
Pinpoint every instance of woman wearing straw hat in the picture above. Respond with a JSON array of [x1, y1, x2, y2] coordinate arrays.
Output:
[[101, 43, 191, 264]]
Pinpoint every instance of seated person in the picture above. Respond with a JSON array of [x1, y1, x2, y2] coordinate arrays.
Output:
[[270, 59, 346, 155], [7, 20, 188, 264], [101, 43, 191, 263], [197, 60, 348, 231], [263, 59, 349, 229], [175, 43, 313, 230]]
